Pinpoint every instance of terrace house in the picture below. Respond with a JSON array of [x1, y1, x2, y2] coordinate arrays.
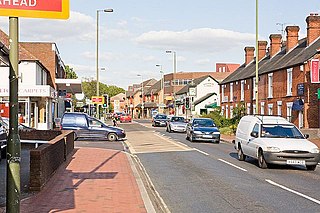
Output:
[[220, 14, 320, 129]]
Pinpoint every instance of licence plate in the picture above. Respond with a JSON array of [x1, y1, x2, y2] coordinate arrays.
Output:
[[203, 135, 212, 138], [287, 160, 305, 165]]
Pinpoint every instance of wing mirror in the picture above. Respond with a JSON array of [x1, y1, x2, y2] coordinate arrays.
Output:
[[304, 134, 309, 139], [250, 132, 258, 138]]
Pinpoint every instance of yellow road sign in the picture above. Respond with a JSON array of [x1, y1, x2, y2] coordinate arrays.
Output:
[[0, 0, 69, 19]]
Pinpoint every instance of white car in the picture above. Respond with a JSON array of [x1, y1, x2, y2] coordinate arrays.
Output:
[[166, 116, 187, 133], [235, 115, 320, 170]]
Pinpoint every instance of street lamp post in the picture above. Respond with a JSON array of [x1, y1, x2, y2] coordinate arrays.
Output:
[[156, 64, 164, 113], [166, 50, 177, 115], [137, 74, 144, 118], [96, 8, 113, 118], [255, 0, 259, 114]]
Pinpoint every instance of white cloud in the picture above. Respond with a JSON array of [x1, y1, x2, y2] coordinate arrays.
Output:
[[135, 28, 255, 53], [195, 58, 211, 65]]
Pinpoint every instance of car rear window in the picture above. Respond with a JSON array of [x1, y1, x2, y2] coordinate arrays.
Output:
[[62, 114, 87, 127]]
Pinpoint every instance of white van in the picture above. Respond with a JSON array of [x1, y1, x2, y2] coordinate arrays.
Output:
[[235, 115, 320, 170]]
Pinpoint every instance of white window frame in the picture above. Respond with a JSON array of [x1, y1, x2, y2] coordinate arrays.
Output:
[[221, 106, 225, 117], [240, 80, 245, 101], [230, 83, 233, 102], [253, 104, 256, 115], [286, 102, 293, 122], [226, 105, 229, 119], [230, 106, 234, 118], [287, 68, 293, 96], [277, 101, 282, 116], [221, 85, 225, 103], [298, 111, 303, 128], [247, 103, 251, 115], [268, 104, 273, 115], [268, 73, 273, 98]]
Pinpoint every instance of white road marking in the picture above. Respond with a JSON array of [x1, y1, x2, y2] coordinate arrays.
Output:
[[193, 148, 209, 156], [266, 179, 320, 205], [153, 133, 192, 150], [218, 159, 247, 172]]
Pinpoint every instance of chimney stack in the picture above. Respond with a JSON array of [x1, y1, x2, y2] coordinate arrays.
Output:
[[286, 26, 300, 52], [244, 46, 255, 65], [258, 41, 268, 61], [269, 34, 282, 58], [306, 13, 320, 46]]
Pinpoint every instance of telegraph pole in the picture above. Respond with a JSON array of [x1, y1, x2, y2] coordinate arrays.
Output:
[[7, 17, 21, 212]]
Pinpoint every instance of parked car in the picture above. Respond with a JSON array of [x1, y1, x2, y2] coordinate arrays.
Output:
[[235, 115, 320, 170], [60, 112, 126, 141], [2, 117, 35, 131], [186, 118, 220, 143], [120, 113, 132, 123], [152, 114, 168, 127], [113, 112, 124, 121], [166, 116, 187, 133]]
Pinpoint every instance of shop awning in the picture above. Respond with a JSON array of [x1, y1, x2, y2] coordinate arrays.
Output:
[[205, 102, 218, 108], [55, 79, 82, 94]]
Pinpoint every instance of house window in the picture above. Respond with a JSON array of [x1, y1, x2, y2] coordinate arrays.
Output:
[[287, 68, 293, 96], [240, 80, 245, 101], [286, 102, 293, 122], [261, 102, 265, 115], [247, 103, 251, 115], [230, 83, 233, 102], [277, 101, 282, 116], [230, 106, 234, 118], [268, 73, 273, 98], [221, 85, 225, 103], [221, 106, 225, 116], [253, 77, 256, 100], [253, 104, 256, 115], [268, 104, 273, 115], [226, 105, 229, 119], [164, 81, 170, 87]]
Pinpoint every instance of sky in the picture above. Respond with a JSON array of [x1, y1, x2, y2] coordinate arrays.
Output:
[[0, 0, 319, 90]]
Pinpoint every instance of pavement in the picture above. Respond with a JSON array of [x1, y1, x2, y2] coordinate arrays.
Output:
[[1, 133, 319, 213]]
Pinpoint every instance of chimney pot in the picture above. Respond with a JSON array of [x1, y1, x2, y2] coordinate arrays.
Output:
[[244, 47, 255, 65], [306, 14, 320, 46], [286, 26, 300, 52]]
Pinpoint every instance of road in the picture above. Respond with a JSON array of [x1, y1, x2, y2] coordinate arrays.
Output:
[[122, 120, 320, 213]]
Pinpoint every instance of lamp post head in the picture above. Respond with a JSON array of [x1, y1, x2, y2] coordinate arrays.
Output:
[[103, 9, 114, 12]]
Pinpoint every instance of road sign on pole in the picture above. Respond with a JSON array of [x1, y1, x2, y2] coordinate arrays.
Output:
[[0, 0, 69, 19]]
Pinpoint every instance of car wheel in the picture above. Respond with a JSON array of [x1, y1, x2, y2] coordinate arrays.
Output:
[[258, 149, 268, 169], [237, 145, 246, 161], [306, 165, 317, 171], [107, 133, 118, 142]]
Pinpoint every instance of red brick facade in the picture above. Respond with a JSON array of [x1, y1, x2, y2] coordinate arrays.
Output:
[[220, 14, 320, 128]]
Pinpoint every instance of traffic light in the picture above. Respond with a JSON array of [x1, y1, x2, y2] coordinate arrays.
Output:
[[102, 94, 109, 108], [185, 97, 190, 109]]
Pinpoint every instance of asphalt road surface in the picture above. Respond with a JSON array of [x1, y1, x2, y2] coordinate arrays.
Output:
[[123, 120, 320, 213]]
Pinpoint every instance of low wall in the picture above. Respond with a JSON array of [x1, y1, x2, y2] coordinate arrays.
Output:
[[28, 130, 75, 191]]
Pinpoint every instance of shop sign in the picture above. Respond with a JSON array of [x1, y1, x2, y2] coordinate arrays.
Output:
[[297, 83, 304, 96], [0, 0, 69, 19], [91, 96, 104, 104], [0, 85, 54, 97], [311, 59, 320, 83]]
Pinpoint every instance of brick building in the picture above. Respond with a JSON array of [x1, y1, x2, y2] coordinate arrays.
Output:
[[220, 14, 320, 128]]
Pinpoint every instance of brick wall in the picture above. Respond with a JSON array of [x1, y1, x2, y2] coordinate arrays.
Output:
[[29, 130, 74, 191]]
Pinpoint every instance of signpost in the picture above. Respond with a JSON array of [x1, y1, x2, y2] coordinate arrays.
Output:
[[0, 1, 69, 211]]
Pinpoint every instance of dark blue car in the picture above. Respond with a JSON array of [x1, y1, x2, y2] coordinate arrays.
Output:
[[186, 118, 220, 143], [61, 112, 126, 141]]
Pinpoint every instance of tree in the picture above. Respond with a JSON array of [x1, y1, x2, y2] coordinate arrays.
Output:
[[65, 65, 78, 79], [82, 80, 125, 100]]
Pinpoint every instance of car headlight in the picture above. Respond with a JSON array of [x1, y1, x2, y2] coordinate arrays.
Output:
[[310, 148, 320, 154], [193, 131, 202, 134], [266, 147, 280, 152]]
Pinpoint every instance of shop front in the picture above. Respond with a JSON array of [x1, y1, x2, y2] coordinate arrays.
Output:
[[0, 85, 56, 130]]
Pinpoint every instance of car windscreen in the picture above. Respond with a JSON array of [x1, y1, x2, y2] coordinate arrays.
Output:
[[193, 119, 215, 127], [261, 124, 304, 138], [171, 117, 185, 122], [156, 115, 167, 119]]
